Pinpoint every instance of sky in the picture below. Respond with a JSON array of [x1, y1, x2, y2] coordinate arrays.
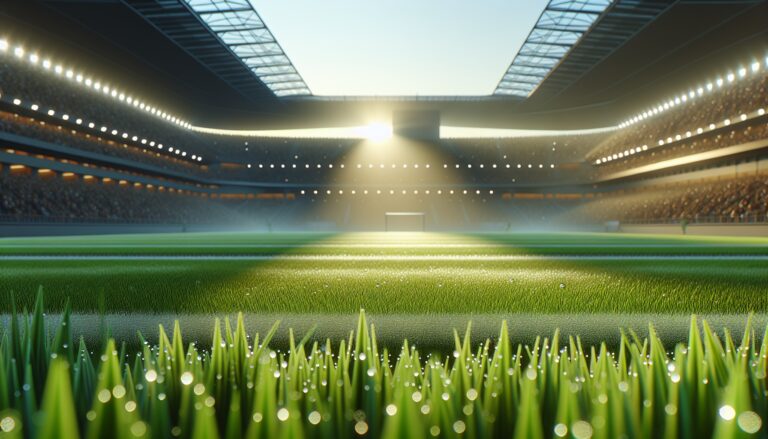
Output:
[[249, 0, 550, 97]]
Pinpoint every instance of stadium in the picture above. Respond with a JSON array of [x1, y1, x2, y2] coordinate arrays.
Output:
[[0, 0, 767, 437]]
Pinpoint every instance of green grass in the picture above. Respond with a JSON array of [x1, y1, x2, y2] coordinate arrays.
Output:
[[2, 232, 768, 255], [1, 232, 766, 437], [1, 258, 767, 314], [1, 232, 767, 316], [1, 293, 766, 439]]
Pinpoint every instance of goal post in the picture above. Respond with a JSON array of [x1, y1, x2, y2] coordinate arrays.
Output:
[[384, 212, 426, 232]]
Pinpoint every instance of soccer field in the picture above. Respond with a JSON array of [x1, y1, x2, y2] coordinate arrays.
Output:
[[1, 231, 766, 346]]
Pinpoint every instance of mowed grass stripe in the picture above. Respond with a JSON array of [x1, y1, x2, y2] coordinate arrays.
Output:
[[2, 232, 768, 255], [2, 258, 766, 314]]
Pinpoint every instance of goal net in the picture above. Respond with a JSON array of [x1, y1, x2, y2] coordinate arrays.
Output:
[[384, 212, 426, 232]]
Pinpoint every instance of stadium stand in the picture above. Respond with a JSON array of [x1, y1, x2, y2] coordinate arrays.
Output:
[[580, 173, 768, 224], [0, 34, 766, 231]]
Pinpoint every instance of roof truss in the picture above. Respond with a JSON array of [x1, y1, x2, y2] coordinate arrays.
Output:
[[184, 0, 311, 97], [494, 0, 613, 98]]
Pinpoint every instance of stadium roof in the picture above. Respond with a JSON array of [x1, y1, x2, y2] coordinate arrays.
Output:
[[247, 0, 548, 97], [494, 0, 613, 98], [3, 0, 766, 128], [183, 0, 311, 97]]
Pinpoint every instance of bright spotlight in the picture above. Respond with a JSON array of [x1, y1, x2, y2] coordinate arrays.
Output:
[[359, 123, 392, 142]]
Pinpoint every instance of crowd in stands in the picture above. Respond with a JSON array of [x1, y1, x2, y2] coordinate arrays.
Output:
[[591, 121, 768, 179], [576, 173, 768, 224], [0, 171, 234, 223], [1, 163, 766, 226], [0, 111, 206, 175], [588, 70, 767, 167], [0, 56, 210, 164]]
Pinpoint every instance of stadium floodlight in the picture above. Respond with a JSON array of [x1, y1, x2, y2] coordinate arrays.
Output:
[[47, 109, 55, 116], [54, 65, 63, 74], [100, 126, 107, 132], [62, 115, 69, 121], [738, 68, 746, 78], [752, 62, 760, 72], [642, 145, 648, 151], [66, 70, 74, 79], [759, 109, 765, 116], [30, 104, 39, 111], [88, 122, 95, 128], [727, 73, 735, 83], [724, 119, 731, 126], [709, 123, 716, 130], [29, 54, 39, 64], [13, 47, 24, 58], [11, 98, 20, 105], [360, 123, 392, 142], [111, 129, 118, 135], [740, 114, 747, 121], [76, 118, 82, 125], [0, 39, 7, 51]]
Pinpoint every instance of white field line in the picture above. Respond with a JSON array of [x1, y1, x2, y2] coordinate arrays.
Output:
[[2, 255, 768, 261]]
